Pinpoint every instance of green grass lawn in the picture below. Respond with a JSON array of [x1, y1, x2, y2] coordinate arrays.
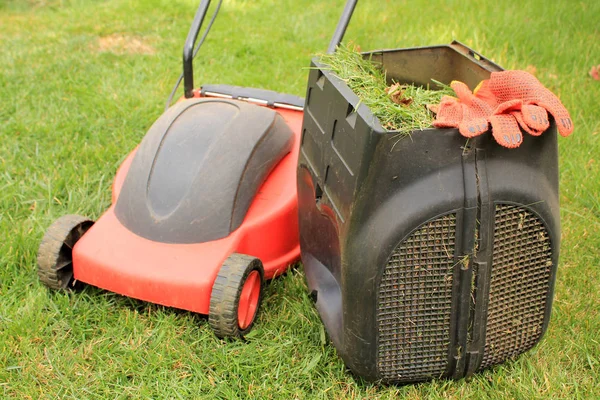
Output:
[[1, 0, 599, 398]]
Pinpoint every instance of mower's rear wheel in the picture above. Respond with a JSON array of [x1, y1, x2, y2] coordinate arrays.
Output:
[[37, 214, 94, 290], [209, 254, 264, 339]]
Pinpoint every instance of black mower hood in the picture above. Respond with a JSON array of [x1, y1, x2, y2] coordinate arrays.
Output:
[[114, 98, 294, 244]]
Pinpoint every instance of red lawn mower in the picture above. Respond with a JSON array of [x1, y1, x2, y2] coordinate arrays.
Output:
[[37, 0, 353, 338]]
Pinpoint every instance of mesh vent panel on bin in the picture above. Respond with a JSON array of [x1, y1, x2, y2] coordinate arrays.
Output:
[[481, 204, 553, 369], [377, 214, 457, 382]]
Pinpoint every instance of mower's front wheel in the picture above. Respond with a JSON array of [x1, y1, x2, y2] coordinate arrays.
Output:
[[209, 254, 264, 339], [37, 214, 94, 290]]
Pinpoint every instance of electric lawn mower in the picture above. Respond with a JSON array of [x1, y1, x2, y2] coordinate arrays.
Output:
[[37, 0, 339, 339]]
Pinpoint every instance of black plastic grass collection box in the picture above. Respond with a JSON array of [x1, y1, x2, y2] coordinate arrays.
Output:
[[297, 41, 561, 383]]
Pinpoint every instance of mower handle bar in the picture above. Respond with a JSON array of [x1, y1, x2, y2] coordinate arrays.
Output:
[[183, 0, 211, 98], [182, 0, 358, 99], [327, 0, 358, 54]]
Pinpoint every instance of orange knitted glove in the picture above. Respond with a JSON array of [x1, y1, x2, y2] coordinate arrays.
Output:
[[433, 70, 574, 148], [479, 70, 573, 147], [433, 81, 495, 138], [433, 80, 526, 147]]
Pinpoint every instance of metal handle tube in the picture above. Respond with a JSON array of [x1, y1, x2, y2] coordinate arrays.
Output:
[[327, 0, 358, 54], [183, 0, 212, 98]]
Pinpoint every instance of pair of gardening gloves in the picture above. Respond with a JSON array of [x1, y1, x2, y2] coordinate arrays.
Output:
[[432, 70, 573, 148]]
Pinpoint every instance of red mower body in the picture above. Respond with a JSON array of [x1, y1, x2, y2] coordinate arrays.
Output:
[[71, 97, 303, 316]]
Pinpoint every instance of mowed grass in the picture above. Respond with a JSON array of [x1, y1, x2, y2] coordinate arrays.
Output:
[[0, 0, 599, 398], [316, 44, 454, 134]]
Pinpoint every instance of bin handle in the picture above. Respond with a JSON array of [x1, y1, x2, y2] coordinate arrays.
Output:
[[449, 41, 503, 72]]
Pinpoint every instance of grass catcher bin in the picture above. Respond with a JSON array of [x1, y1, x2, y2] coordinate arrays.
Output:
[[297, 41, 560, 384]]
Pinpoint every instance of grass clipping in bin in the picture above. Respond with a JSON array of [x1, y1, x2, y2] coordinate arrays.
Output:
[[318, 44, 454, 135]]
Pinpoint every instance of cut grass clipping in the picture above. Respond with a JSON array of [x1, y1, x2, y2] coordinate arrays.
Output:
[[318, 44, 454, 135]]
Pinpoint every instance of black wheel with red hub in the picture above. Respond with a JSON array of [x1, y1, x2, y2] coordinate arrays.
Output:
[[209, 254, 264, 339], [37, 214, 94, 290]]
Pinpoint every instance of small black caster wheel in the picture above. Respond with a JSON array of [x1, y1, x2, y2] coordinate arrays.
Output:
[[37, 214, 94, 290], [209, 253, 265, 339]]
